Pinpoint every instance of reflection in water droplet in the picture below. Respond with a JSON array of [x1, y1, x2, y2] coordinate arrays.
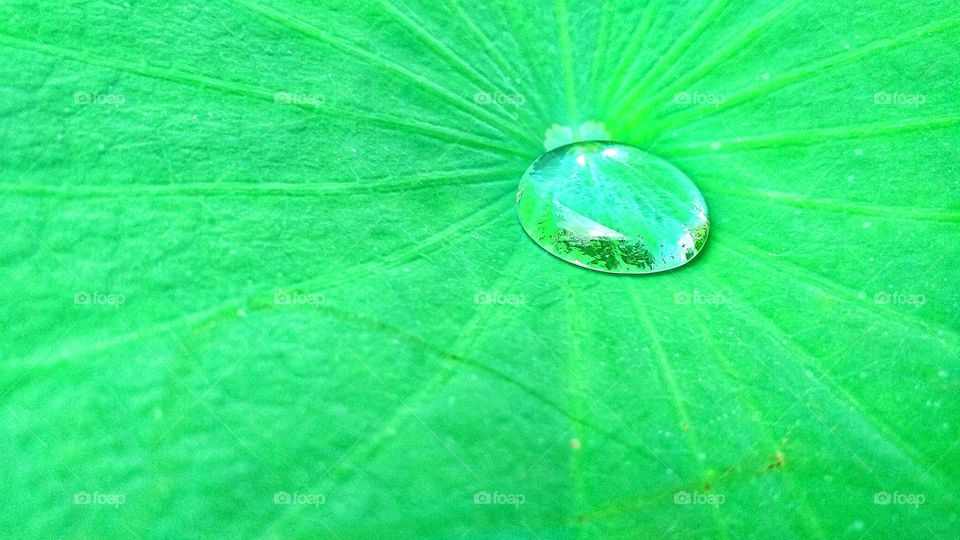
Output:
[[516, 141, 710, 274]]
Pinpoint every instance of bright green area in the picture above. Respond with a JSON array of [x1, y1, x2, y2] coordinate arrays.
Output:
[[517, 141, 709, 274], [1, 1, 958, 538]]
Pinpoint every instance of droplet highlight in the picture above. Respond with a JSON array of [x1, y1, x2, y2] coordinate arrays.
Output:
[[516, 141, 709, 274]]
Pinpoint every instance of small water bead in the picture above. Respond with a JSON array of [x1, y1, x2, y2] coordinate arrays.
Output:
[[516, 141, 710, 274]]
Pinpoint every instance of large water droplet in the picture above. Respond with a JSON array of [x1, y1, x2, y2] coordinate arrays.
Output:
[[516, 141, 709, 274]]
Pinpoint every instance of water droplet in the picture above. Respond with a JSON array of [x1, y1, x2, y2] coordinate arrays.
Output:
[[516, 141, 709, 274], [543, 121, 611, 151]]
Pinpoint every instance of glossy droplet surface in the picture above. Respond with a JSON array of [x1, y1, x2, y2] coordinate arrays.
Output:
[[516, 141, 709, 274]]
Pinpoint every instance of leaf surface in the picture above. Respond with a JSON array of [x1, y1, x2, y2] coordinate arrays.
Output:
[[1, 1, 958, 537]]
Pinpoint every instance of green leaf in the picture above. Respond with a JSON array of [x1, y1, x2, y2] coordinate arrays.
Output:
[[2, 0, 958, 537]]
